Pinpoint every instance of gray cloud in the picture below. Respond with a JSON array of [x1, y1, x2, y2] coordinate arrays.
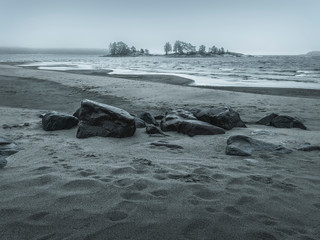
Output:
[[0, 0, 319, 54]]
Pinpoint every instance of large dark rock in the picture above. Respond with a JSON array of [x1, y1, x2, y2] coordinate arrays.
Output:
[[226, 135, 292, 156], [137, 112, 158, 126], [161, 109, 225, 137], [42, 112, 79, 131], [76, 99, 136, 138], [256, 113, 307, 130], [195, 107, 246, 130]]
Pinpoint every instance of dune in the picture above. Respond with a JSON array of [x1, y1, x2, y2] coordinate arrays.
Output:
[[0, 64, 319, 240]]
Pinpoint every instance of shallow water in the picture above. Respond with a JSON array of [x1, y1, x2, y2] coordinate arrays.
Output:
[[1, 54, 320, 89]]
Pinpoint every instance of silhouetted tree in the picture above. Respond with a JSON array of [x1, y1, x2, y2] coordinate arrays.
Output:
[[164, 42, 172, 55], [145, 49, 150, 55], [173, 40, 196, 55], [109, 41, 130, 56], [130, 46, 136, 53], [198, 45, 206, 55]]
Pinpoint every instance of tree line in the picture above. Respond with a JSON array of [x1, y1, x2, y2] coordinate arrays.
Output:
[[164, 41, 227, 56], [108, 42, 149, 56], [107, 41, 231, 57]]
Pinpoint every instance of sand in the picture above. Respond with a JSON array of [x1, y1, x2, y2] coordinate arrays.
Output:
[[0, 64, 319, 240]]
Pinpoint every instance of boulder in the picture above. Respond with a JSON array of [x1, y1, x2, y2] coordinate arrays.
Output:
[[0, 134, 22, 157], [195, 107, 246, 130], [76, 99, 136, 138], [271, 115, 306, 130], [160, 109, 225, 137], [134, 117, 146, 128], [226, 135, 292, 156], [256, 113, 307, 130], [137, 112, 158, 126], [42, 112, 79, 131]]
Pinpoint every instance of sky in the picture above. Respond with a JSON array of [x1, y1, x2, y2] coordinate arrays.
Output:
[[0, 0, 319, 55]]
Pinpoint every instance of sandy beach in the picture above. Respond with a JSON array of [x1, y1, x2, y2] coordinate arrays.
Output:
[[0, 64, 319, 240]]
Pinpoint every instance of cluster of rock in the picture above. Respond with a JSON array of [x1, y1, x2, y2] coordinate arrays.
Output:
[[38, 99, 318, 159], [42, 99, 247, 138]]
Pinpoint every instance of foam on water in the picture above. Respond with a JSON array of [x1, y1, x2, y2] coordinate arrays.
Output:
[[4, 54, 320, 89]]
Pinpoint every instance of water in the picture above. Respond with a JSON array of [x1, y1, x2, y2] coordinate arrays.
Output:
[[1, 54, 320, 89]]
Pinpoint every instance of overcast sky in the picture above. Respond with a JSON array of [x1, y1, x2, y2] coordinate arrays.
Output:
[[0, 0, 319, 55]]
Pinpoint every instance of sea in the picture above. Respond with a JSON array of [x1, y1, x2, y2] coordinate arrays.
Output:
[[1, 54, 320, 89]]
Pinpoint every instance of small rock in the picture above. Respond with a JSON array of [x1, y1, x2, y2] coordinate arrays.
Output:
[[146, 125, 165, 135], [42, 112, 79, 131], [0, 157, 8, 168], [195, 107, 246, 130], [226, 135, 292, 156], [296, 143, 320, 151], [271, 115, 306, 130], [137, 112, 158, 126], [150, 141, 183, 149], [256, 113, 278, 125], [257, 113, 306, 130], [0, 134, 22, 157], [134, 117, 146, 128], [154, 115, 164, 120]]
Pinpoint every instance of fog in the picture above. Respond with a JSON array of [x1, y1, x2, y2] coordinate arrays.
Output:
[[0, 0, 319, 55]]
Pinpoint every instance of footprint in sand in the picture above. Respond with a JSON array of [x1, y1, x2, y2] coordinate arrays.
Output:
[[150, 189, 168, 197], [106, 210, 128, 221], [79, 169, 96, 177], [27, 211, 50, 221], [223, 206, 241, 216]]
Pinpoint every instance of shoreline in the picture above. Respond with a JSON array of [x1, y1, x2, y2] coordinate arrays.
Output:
[[17, 64, 320, 99]]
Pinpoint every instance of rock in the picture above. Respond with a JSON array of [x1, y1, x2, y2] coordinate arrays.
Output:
[[271, 115, 306, 130], [0, 157, 7, 168], [42, 112, 79, 131], [146, 125, 165, 135], [161, 109, 225, 137], [177, 120, 225, 137], [73, 108, 81, 119], [256, 113, 278, 125], [137, 112, 158, 126], [154, 115, 164, 120], [150, 141, 183, 149], [257, 113, 307, 130], [195, 107, 246, 130], [76, 99, 136, 138], [0, 134, 22, 157], [134, 117, 146, 128], [296, 143, 320, 151], [226, 135, 292, 156]]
